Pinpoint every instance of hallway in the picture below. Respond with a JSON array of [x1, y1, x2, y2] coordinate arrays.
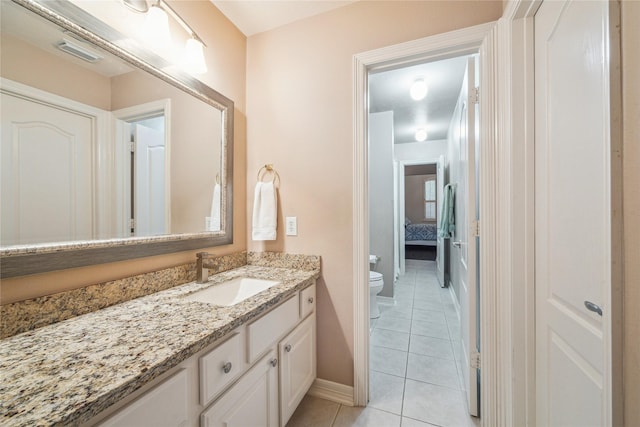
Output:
[[287, 260, 479, 426]]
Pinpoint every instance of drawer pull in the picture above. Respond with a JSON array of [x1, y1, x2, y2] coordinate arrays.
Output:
[[308, 297, 314, 304], [285, 344, 292, 353], [270, 358, 278, 367], [222, 362, 232, 374]]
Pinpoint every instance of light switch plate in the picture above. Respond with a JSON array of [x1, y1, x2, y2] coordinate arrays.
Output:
[[285, 217, 297, 236]]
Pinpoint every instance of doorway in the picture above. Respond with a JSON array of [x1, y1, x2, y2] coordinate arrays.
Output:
[[354, 24, 492, 422], [113, 99, 171, 238]]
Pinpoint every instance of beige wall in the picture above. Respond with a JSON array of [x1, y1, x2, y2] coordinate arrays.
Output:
[[622, 1, 639, 424], [0, 1, 247, 305], [1, 34, 111, 110], [246, 0, 502, 386]]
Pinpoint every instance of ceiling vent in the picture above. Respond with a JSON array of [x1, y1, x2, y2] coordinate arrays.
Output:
[[55, 39, 103, 63]]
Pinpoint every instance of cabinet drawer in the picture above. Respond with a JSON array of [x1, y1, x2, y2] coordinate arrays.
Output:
[[100, 369, 189, 427], [200, 332, 244, 406], [299, 284, 316, 319], [247, 296, 298, 363]]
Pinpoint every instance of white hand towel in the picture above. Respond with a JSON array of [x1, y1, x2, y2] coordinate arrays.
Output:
[[209, 183, 221, 231], [252, 181, 277, 240]]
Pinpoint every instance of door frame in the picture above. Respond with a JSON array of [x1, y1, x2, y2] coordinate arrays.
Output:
[[352, 20, 498, 419], [112, 99, 172, 237]]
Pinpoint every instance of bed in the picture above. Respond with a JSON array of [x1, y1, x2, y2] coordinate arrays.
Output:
[[405, 222, 437, 246]]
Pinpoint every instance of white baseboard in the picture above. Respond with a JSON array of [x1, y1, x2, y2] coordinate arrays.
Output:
[[308, 378, 354, 407]]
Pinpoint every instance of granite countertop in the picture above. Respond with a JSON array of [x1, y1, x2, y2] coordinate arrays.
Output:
[[0, 264, 319, 426]]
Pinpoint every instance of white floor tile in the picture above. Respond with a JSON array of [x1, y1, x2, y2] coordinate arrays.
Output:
[[333, 406, 401, 427], [409, 334, 454, 360], [379, 306, 413, 321], [403, 380, 476, 427], [376, 316, 412, 333], [406, 353, 461, 390], [412, 308, 447, 325], [371, 328, 410, 351], [401, 417, 439, 427], [411, 298, 445, 312], [369, 370, 405, 415], [370, 346, 408, 377], [411, 318, 450, 340]]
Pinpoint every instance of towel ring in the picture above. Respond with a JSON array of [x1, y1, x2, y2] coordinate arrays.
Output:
[[257, 164, 280, 185]]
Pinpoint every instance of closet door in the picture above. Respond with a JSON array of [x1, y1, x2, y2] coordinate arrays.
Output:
[[535, 0, 614, 424]]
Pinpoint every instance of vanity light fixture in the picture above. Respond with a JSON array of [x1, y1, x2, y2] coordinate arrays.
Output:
[[145, 2, 171, 49], [410, 78, 428, 101], [133, 0, 208, 74], [415, 128, 428, 142]]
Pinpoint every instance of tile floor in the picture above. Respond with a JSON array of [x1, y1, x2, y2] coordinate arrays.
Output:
[[287, 259, 480, 427]]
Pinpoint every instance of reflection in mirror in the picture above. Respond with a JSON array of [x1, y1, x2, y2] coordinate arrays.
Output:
[[0, 0, 233, 277]]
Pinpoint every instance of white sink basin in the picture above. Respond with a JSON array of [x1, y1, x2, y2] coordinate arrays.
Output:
[[183, 277, 281, 306]]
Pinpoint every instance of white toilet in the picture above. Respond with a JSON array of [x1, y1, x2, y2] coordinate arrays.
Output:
[[369, 255, 384, 319]]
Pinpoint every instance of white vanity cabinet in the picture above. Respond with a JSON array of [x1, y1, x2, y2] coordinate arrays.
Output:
[[94, 282, 316, 427]]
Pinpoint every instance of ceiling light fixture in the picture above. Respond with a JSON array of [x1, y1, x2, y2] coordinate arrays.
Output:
[[141, 0, 208, 74], [410, 78, 428, 101], [415, 128, 428, 142]]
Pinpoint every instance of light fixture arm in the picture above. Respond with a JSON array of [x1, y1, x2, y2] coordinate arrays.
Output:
[[154, 0, 207, 47]]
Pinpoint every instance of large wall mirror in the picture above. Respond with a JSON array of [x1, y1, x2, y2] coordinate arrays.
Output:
[[0, 0, 234, 278]]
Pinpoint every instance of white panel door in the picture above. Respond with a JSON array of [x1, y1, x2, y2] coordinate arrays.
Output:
[[0, 92, 94, 245], [455, 57, 479, 417], [535, 1, 612, 425], [134, 123, 166, 237]]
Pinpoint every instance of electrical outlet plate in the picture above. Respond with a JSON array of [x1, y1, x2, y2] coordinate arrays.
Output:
[[285, 217, 297, 236]]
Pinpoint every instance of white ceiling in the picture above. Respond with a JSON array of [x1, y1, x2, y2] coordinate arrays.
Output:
[[369, 56, 469, 144], [211, 0, 357, 36]]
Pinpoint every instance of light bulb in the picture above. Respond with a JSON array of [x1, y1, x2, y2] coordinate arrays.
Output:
[[415, 128, 428, 142], [410, 79, 428, 101], [183, 38, 207, 74]]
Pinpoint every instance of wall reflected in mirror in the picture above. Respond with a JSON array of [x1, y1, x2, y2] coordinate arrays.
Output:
[[0, 0, 223, 247]]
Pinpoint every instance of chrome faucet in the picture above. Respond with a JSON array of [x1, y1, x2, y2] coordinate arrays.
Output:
[[196, 252, 218, 283]]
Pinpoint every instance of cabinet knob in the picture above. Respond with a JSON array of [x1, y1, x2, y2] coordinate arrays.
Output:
[[308, 297, 314, 304], [222, 362, 232, 374], [285, 344, 292, 352], [270, 358, 278, 367]]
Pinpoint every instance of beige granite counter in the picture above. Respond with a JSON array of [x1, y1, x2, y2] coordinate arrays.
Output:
[[0, 262, 320, 426]]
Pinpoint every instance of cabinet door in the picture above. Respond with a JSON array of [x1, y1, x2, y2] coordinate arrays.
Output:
[[279, 314, 316, 427], [99, 369, 189, 427], [201, 350, 279, 427]]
